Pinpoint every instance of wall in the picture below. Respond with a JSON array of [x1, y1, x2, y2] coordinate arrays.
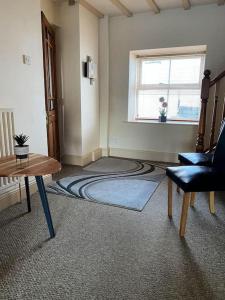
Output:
[[80, 5, 100, 156], [58, 3, 82, 159], [103, 4, 225, 162], [0, 0, 50, 210], [0, 0, 47, 155], [59, 3, 100, 165], [99, 16, 110, 156], [40, 0, 60, 26]]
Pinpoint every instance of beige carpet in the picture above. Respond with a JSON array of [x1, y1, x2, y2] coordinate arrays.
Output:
[[0, 165, 225, 299]]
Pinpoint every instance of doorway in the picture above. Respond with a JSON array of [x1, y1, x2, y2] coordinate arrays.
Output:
[[41, 12, 60, 160]]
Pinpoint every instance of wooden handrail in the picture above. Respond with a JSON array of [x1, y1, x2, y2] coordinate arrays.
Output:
[[210, 70, 225, 87]]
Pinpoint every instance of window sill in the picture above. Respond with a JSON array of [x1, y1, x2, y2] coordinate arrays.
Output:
[[125, 120, 199, 126]]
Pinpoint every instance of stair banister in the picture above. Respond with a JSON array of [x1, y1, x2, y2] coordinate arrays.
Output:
[[196, 69, 211, 152]]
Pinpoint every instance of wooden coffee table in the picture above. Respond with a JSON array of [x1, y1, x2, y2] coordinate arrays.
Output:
[[0, 153, 61, 238]]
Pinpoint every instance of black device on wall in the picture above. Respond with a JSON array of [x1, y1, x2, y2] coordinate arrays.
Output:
[[84, 56, 96, 85]]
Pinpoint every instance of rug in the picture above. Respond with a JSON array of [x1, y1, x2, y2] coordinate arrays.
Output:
[[47, 157, 166, 211]]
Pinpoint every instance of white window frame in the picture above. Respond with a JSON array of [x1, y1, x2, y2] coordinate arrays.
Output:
[[135, 53, 205, 122]]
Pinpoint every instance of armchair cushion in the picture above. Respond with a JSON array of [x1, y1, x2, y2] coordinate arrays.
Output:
[[166, 166, 225, 192], [178, 153, 213, 166]]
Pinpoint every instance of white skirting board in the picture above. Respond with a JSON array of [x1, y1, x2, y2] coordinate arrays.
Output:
[[107, 147, 179, 163], [63, 147, 179, 165], [63, 148, 102, 166]]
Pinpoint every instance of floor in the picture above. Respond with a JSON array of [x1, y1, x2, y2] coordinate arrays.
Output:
[[0, 164, 225, 299]]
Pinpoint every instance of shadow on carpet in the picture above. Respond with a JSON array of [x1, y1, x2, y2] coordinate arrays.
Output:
[[47, 157, 166, 211]]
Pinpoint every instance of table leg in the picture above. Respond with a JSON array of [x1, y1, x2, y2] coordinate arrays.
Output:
[[35, 176, 55, 238], [24, 176, 31, 213]]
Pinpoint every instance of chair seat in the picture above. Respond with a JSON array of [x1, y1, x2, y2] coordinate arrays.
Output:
[[178, 153, 213, 166], [166, 166, 225, 192]]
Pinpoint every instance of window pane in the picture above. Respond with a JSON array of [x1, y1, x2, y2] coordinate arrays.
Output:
[[137, 89, 201, 120], [137, 90, 168, 119], [167, 89, 201, 120], [141, 59, 170, 85], [170, 57, 201, 84]]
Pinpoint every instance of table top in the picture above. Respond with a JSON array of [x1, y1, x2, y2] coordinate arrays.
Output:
[[0, 154, 61, 177]]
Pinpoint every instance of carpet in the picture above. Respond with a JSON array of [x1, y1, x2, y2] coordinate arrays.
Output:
[[1, 165, 225, 299], [47, 157, 166, 211]]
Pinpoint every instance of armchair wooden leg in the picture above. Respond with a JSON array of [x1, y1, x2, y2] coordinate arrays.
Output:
[[179, 193, 191, 238], [168, 178, 173, 218], [190, 192, 196, 207], [209, 192, 215, 214]]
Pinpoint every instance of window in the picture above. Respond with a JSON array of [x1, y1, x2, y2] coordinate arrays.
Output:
[[134, 54, 205, 122]]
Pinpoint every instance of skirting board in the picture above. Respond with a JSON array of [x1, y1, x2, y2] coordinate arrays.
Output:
[[63, 147, 179, 164], [0, 175, 52, 213], [109, 147, 179, 163], [63, 148, 102, 166], [101, 148, 110, 157]]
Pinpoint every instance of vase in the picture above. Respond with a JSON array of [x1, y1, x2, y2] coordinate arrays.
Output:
[[159, 116, 167, 122], [14, 145, 29, 159]]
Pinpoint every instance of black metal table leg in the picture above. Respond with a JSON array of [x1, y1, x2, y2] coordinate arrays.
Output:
[[35, 176, 55, 238], [24, 176, 31, 213]]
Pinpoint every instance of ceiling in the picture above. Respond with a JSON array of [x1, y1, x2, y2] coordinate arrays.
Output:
[[54, 0, 223, 17], [84, 0, 217, 16]]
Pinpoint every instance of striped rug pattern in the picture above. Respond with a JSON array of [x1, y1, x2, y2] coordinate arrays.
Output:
[[47, 158, 166, 211]]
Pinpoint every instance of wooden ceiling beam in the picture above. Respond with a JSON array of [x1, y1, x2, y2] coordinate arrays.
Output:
[[110, 0, 133, 17], [146, 0, 160, 14], [218, 0, 225, 5], [78, 0, 104, 18], [181, 0, 191, 10]]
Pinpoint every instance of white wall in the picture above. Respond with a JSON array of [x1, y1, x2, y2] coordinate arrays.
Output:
[[99, 16, 110, 156], [80, 6, 100, 156], [58, 3, 100, 164], [103, 4, 225, 162], [58, 3, 82, 157], [40, 0, 60, 26], [0, 0, 47, 155]]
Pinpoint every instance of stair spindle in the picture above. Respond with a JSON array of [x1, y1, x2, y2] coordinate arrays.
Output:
[[196, 69, 211, 152]]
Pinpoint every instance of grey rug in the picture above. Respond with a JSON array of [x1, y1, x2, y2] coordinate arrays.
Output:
[[47, 157, 165, 211]]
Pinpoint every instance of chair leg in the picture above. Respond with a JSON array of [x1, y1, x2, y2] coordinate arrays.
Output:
[[190, 192, 196, 207], [168, 178, 173, 218], [179, 193, 191, 238], [24, 176, 31, 213], [209, 192, 215, 214]]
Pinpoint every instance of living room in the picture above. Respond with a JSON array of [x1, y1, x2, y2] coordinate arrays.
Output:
[[0, 0, 225, 299]]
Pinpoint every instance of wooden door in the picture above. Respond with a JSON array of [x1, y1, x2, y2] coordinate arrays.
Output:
[[41, 12, 60, 160]]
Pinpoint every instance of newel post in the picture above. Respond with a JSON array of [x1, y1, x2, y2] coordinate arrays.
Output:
[[196, 69, 211, 152]]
